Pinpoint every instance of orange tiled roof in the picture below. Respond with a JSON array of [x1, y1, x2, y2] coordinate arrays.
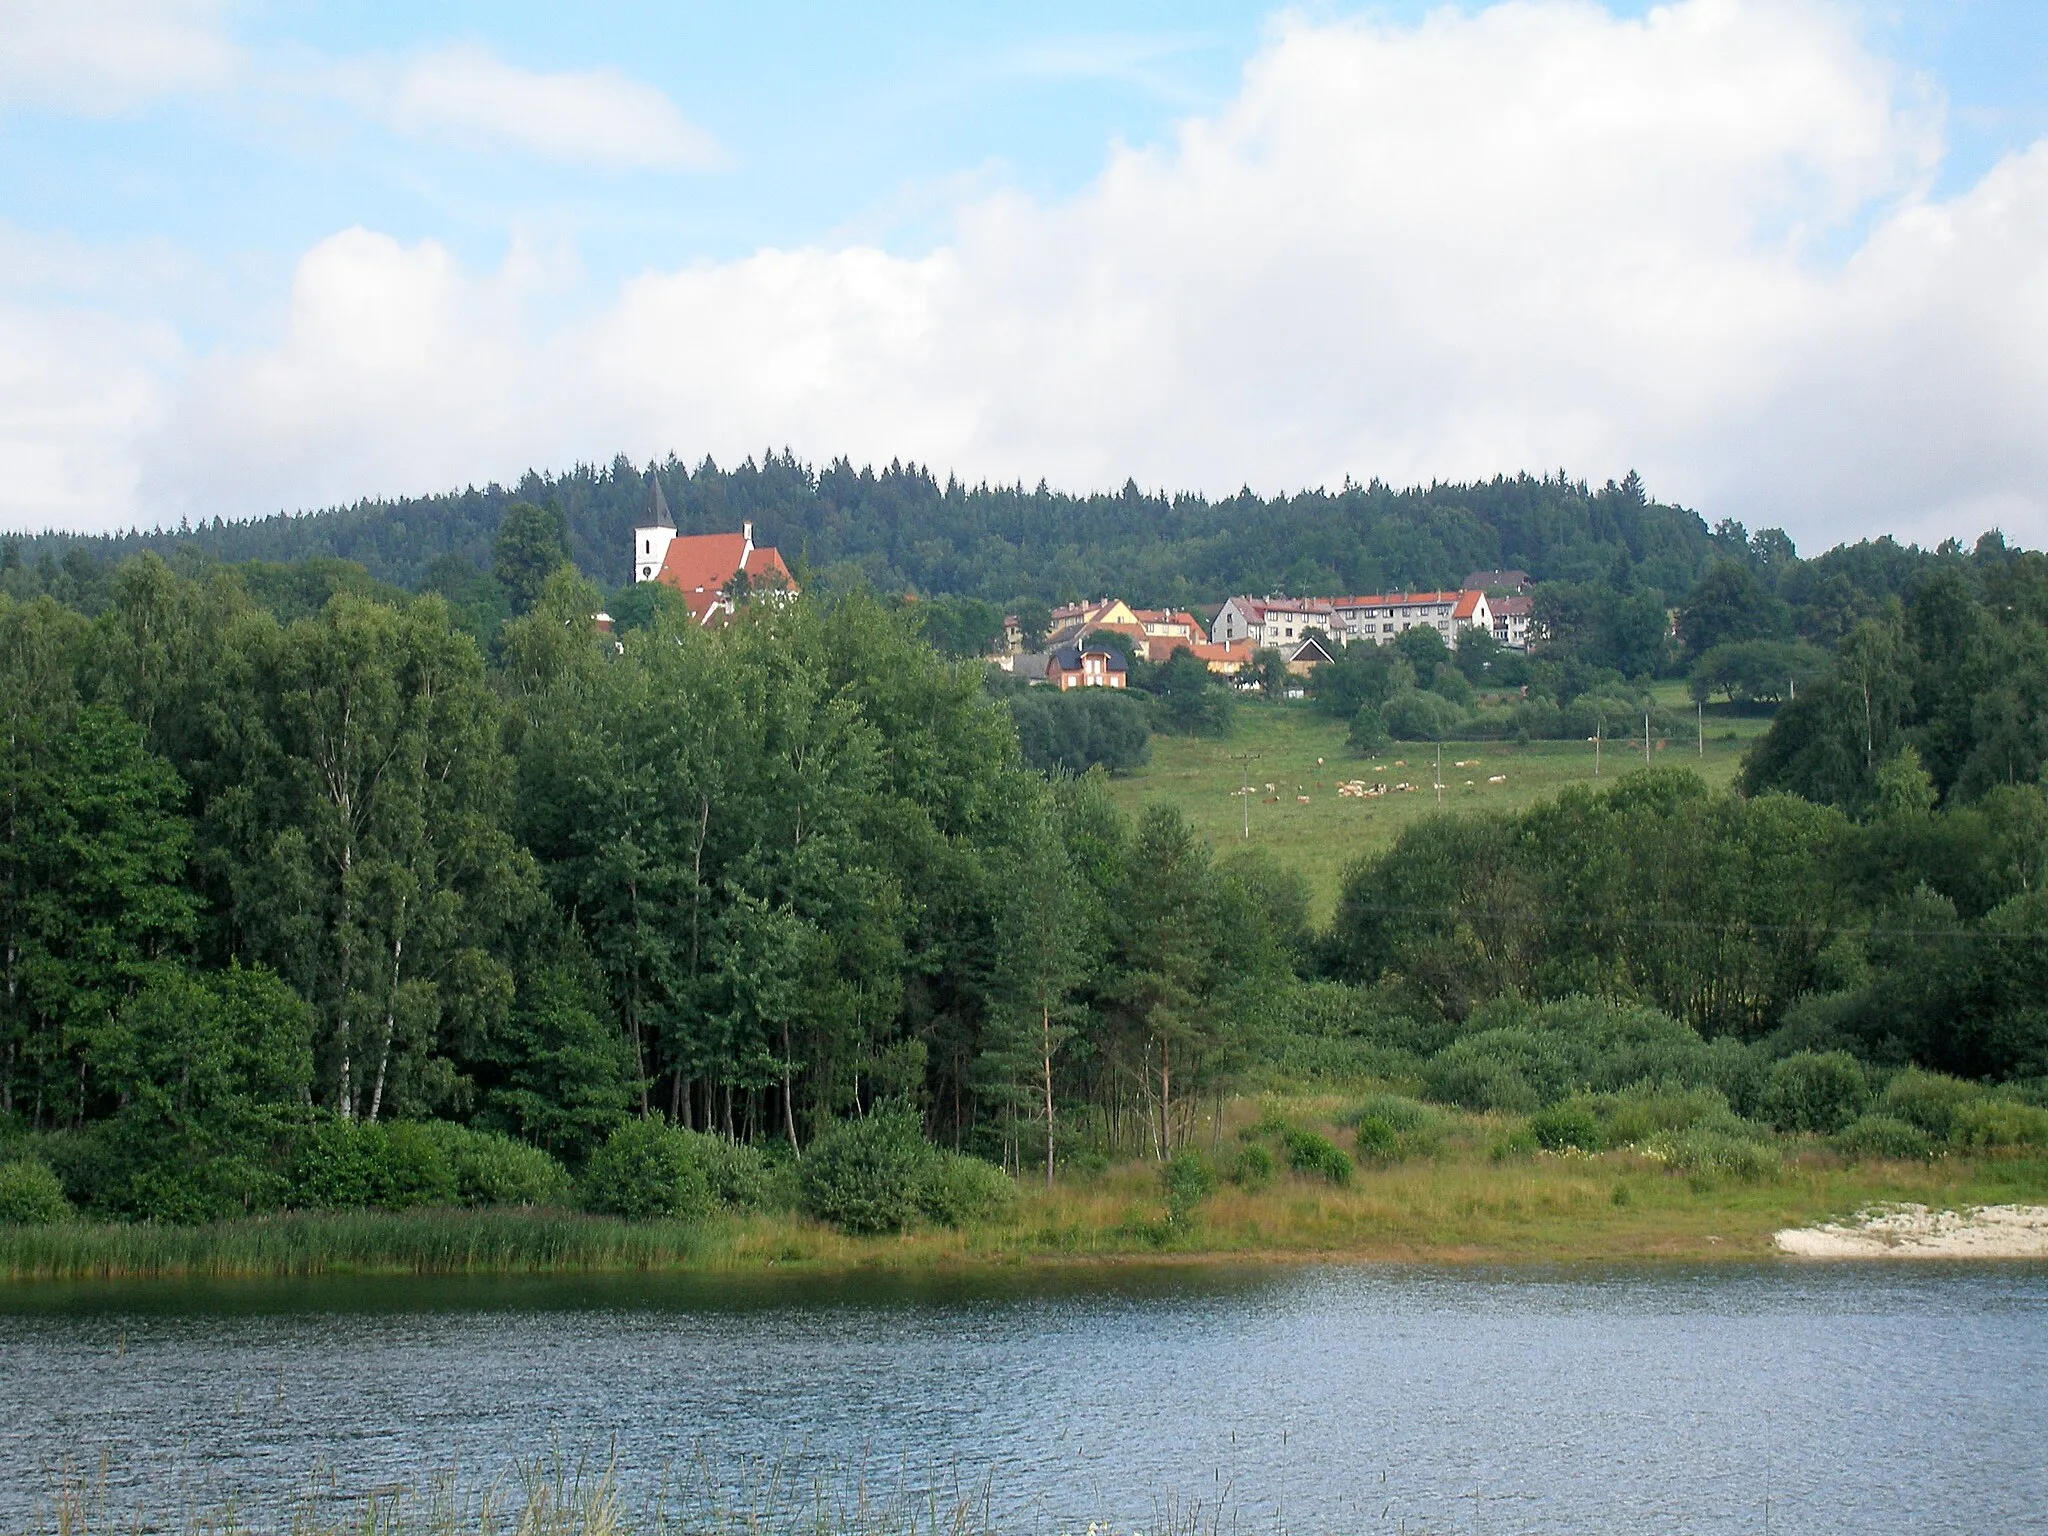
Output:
[[655, 534, 795, 621]]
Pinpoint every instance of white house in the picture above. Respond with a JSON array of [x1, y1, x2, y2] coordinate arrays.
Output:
[[1215, 589, 1492, 649]]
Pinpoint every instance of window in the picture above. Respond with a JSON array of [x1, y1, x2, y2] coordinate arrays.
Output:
[[644, 540, 651, 554]]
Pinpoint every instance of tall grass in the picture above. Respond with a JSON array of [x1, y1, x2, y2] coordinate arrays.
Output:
[[0, 1209, 714, 1282]]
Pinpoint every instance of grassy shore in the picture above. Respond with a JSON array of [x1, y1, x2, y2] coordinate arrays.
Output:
[[7, 1099, 2042, 1282], [1102, 699, 1759, 921]]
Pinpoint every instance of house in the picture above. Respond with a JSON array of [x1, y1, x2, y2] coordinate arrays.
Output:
[[1187, 640, 1256, 677], [1045, 643, 1128, 689], [1326, 589, 1491, 646], [1209, 596, 1335, 648], [1463, 569, 1531, 593], [1285, 635, 1335, 675], [1491, 594, 1535, 651], [632, 480, 796, 624], [1000, 614, 1024, 654]]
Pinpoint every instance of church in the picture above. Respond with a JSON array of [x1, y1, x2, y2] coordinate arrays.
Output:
[[632, 479, 797, 624]]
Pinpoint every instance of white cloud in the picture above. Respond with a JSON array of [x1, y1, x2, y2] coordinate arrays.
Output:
[[14, 0, 2048, 553], [384, 45, 722, 169], [0, 0, 238, 114]]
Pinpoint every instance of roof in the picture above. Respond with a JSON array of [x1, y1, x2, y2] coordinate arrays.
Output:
[[1464, 568, 1529, 590], [645, 476, 675, 530], [1452, 591, 1485, 619], [1493, 595, 1534, 617], [654, 532, 795, 621], [1288, 636, 1335, 663], [1050, 643, 1128, 672]]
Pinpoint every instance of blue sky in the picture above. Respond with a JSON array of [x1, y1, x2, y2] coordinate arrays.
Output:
[[5, 1, 2048, 547]]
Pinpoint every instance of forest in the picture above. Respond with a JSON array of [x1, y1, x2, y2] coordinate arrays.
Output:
[[1, 472, 2045, 1232]]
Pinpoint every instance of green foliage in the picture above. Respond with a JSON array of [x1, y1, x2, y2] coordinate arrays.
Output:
[[1347, 703, 1389, 754], [1228, 1142, 1275, 1188], [1833, 1115, 1935, 1161], [1879, 1069, 1981, 1140], [1009, 686, 1151, 775], [1762, 1051, 1871, 1134], [1280, 1127, 1352, 1183], [695, 1136, 784, 1211], [1348, 1093, 1443, 1161], [1950, 1097, 2048, 1150], [0, 1160, 69, 1225], [1382, 688, 1465, 741], [580, 1119, 714, 1221], [1652, 1128, 1780, 1182], [493, 502, 571, 615], [1143, 652, 1235, 737], [1160, 1150, 1218, 1221], [1531, 1100, 1604, 1152], [291, 1120, 457, 1211], [408, 1123, 573, 1207], [916, 1151, 1016, 1226], [798, 1108, 933, 1235]]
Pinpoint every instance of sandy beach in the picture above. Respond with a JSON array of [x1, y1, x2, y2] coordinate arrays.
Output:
[[1776, 1204, 2048, 1258]]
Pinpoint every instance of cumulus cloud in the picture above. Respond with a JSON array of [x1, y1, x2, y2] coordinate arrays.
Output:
[[16, 0, 2048, 551], [0, 0, 239, 114], [383, 45, 723, 169]]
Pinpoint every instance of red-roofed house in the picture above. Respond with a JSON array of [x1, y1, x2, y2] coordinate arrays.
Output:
[[632, 479, 796, 624]]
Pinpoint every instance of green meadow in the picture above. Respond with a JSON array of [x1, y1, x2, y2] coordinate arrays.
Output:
[[1102, 693, 1768, 921]]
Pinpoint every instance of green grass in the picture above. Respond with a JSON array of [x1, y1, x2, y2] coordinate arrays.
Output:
[[1106, 698, 1754, 921]]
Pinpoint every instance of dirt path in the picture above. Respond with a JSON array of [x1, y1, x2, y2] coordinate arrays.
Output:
[[1776, 1203, 2048, 1258]]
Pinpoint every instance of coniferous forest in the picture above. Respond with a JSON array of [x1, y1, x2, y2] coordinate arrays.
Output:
[[2, 457, 2045, 1230]]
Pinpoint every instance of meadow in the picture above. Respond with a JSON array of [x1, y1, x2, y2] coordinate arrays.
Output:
[[1103, 692, 1767, 921]]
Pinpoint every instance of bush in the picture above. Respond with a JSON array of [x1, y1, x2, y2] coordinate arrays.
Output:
[[1349, 1093, 1442, 1161], [1425, 1027, 1577, 1111], [1383, 688, 1466, 741], [1834, 1115, 1936, 1162], [1425, 1053, 1540, 1114], [1348, 704, 1389, 754], [1160, 1151, 1219, 1221], [1594, 1086, 1750, 1147], [1880, 1069, 1982, 1141], [291, 1119, 459, 1211], [799, 1108, 933, 1234], [1652, 1129, 1780, 1182], [417, 1124, 573, 1207], [1229, 1142, 1275, 1188], [692, 1134, 783, 1210], [0, 1159, 70, 1225], [917, 1151, 1015, 1226], [1531, 1101, 1603, 1153], [580, 1118, 713, 1220], [1950, 1097, 2048, 1150], [1281, 1128, 1352, 1184], [1762, 1051, 1871, 1135]]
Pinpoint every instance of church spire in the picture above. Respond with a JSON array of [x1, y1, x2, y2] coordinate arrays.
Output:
[[647, 473, 675, 529]]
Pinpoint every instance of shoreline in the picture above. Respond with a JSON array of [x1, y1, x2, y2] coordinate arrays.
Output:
[[6, 1153, 2046, 1285]]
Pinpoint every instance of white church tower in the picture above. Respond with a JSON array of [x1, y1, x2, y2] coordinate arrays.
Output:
[[633, 476, 677, 582]]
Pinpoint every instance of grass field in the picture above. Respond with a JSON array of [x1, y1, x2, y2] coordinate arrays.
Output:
[[1104, 694, 1772, 922]]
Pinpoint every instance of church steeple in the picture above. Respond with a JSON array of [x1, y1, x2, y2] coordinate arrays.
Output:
[[647, 473, 676, 529]]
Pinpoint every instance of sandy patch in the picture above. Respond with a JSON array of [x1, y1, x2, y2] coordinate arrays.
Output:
[[1776, 1203, 2048, 1258]]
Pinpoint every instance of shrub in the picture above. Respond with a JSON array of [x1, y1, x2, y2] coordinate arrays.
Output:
[[1950, 1098, 2048, 1150], [1653, 1130, 1780, 1182], [416, 1124, 572, 1207], [1229, 1142, 1275, 1188], [917, 1151, 1015, 1226], [1281, 1128, 1352, 1184], [580, 1119, 713, 1220], [1426, 1054, 1540, 1114], [1592, 1086, 1745, 1147], [1762, 1051, 1871, 1134], [1383, 688, 1465, 741], [1834, 1115, 1936, 1162], [692, 1134, 782, 1211], [1531, 1101, 1603, 1153], [1489, 1125, 1538, 1161], [799, 1108, 933, 1235], [1160, 1151, 1219, 1222], [0, 1159, 70, 1225], [1351, 1094, 1442, 1162], [1880, 1069, 1982, 1141], [1348, 704, 1389, 754], [291, 1119, 459, 1211]]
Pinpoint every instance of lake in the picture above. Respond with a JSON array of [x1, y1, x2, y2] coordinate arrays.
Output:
[[2, 1263, 2043, 1534]]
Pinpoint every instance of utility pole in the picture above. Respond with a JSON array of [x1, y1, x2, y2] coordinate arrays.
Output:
[[1644, 709, 1652, 766], [1697, 698, 1704, 758], [1594, 719, 1601, 778], [1435, 741, 1443, 806], [1232, 752, 1261, 839]]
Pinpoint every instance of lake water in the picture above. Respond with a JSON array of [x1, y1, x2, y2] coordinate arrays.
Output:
[[1, 1263, 2044, 1534]]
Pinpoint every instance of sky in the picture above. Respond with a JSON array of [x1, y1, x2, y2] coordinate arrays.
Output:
[[4, 0, 2048, 553]]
